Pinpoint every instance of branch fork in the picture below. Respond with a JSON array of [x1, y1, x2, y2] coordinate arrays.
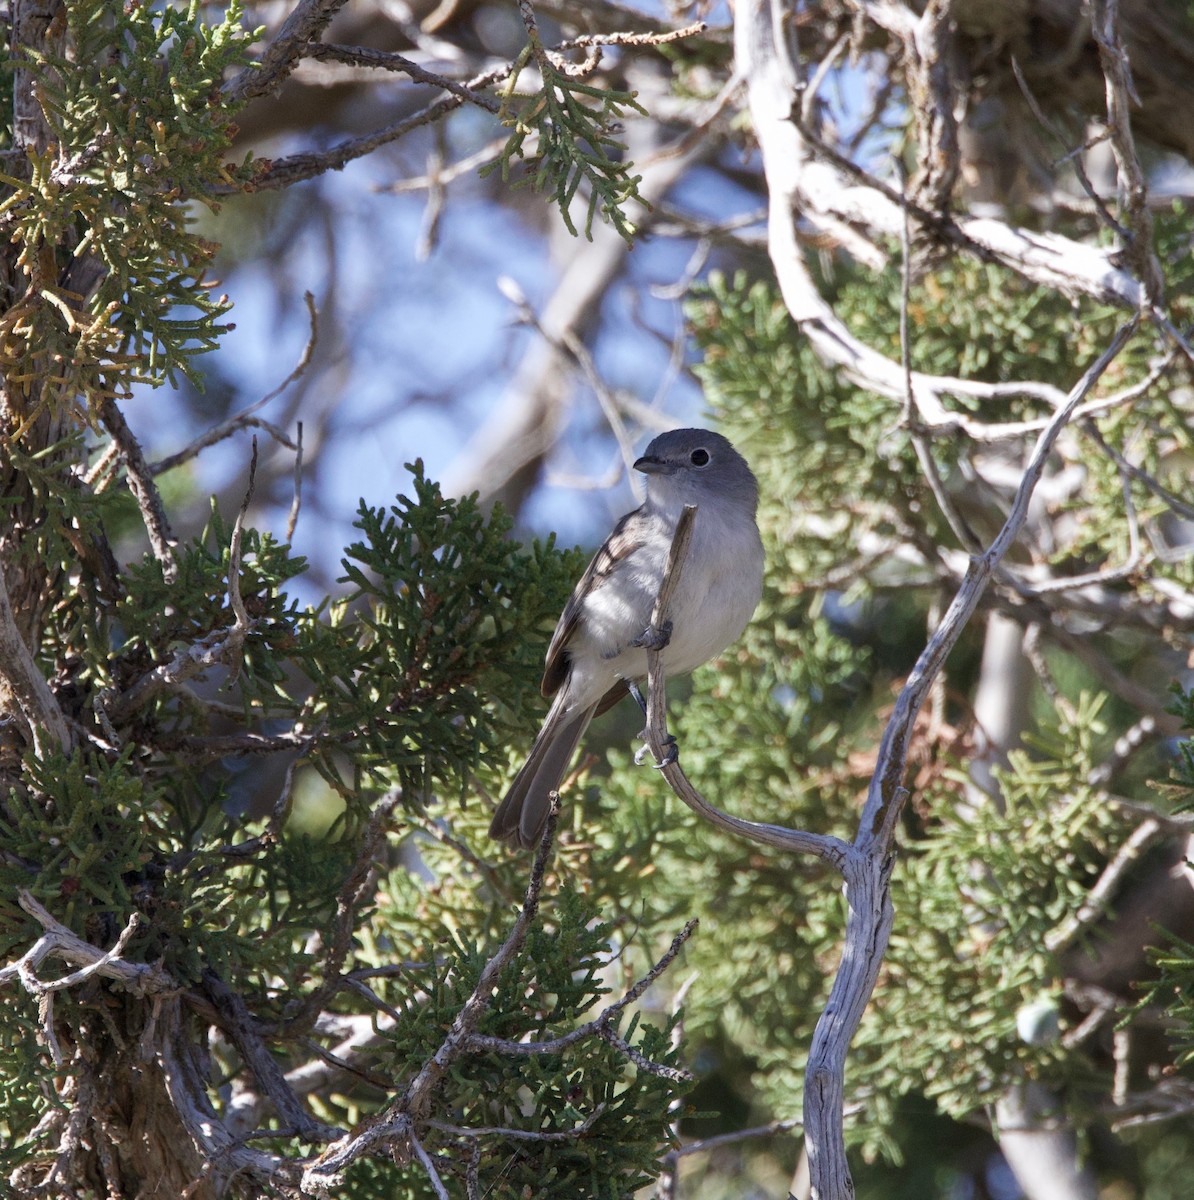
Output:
[[636, 321, 1142, 1196]]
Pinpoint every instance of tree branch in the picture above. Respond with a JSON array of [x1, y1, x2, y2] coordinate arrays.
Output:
[[0, 556, 71, 757], [640, 505, 852, 868], [98, 397, 178, 583], [223, 0, 352, 105], [300, 799, 560, 1190]]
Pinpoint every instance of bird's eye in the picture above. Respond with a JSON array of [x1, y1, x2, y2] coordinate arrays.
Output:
[[690, 448, 710, 466]]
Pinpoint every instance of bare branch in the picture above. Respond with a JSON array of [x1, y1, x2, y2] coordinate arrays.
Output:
[[408, 1125, 451, 1200], [427, 1103, 608, 1143], [639, 505, 852, 867], [858, 322, 1138, 848], [466, 917, 698, 1085], [201, 970, 343, 1144], [3, 891, 172, 999], [152, 291, 316, 477], [99, 397, 178, 582], [245, 60, 512, 191], [496, 276, 640, 489], [100, 615, 258, 727], [287, 420, 305, 543], [732, 13, 1147, 1175], [1089, 0, 1164, 304], [301, 43, 502, 111], [1045, 819, 1166, 954], [223, 0, 352, 105], [1011, 56, 1125, 236], [281, 790, 402, 1038], [227, 438, 257, 636], [0, 556, 71, 756]]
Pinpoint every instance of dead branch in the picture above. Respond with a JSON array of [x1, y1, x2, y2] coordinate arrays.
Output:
[[202, 971, 343, 1145], [1090, 0, 1164, 303], [245, 59, 512, 192], [302, 43, 502, 111]]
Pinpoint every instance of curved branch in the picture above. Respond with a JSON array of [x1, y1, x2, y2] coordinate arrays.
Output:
[[639, 504, 851, 869]]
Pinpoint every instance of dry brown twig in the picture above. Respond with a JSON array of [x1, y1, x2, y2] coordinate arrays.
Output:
[[152, 291, 316, 477], [99, 396, 178, 582]]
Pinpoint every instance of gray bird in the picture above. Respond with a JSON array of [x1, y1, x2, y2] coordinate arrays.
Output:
[[489, 428, 765, 848]]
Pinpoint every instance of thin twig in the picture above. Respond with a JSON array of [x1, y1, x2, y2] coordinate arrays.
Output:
[[287, 421, 304, 544], [301, 799, 560, 1188], [99, 398, 178, 582], [282, 790, 403, 1038], [1045, 818, 1165, 954], [497, 276, 640, 493], [467, 918, 698, 1075], [1082, 414, 1194, 522], [408, 1125, 451, 1200], [1011, 56, 1124, 237], [898, 166, 981, 554], [672, 1116, 806, 1159], [227, 438, 257, 634], [244, 60, 513, 192], [302, 43, 502, 110], [152, 292, 317, 477], [427, 1104, 608, 1142]]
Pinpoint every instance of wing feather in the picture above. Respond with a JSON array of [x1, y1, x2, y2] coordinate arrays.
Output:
[[540, 507, 646, 697]]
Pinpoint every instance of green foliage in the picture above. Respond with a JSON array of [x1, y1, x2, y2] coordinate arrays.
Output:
[[1165, 684, 1194, 811], [1137, 931, 1194, 1070], [302, 462, 582, 806], [2, 450, 695, 1193], [0, 0, 257, 411], [1131, 686, 1194, 1073], [330, 888, 686, 1199], [866, 695, 1129, 1126], [483, 41, 647, 241]]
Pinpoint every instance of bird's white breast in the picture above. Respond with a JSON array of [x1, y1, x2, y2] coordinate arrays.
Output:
[[565, 499, 763, 709]]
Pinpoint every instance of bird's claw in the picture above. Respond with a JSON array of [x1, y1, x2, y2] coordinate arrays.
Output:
[[635, 734, 678, 769], [631, 620, 673, 652]]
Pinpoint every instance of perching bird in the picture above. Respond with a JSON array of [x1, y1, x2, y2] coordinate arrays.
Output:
[[489, 428, 764, 848]]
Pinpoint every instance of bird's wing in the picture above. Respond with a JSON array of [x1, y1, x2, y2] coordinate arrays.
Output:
[[541, 506, 647, 698]]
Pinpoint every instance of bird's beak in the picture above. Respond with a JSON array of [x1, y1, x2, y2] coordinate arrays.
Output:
[[634, 454, 672, 476]]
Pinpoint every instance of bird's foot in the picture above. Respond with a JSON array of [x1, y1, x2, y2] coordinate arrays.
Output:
[[631, 620, 673, 653], [635, 734, 678, 769]]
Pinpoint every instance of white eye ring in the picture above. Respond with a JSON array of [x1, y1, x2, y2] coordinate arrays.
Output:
[[690, 448, 710, 466]]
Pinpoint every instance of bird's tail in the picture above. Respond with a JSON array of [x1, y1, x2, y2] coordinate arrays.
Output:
[[489, 695, 595, 849]]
